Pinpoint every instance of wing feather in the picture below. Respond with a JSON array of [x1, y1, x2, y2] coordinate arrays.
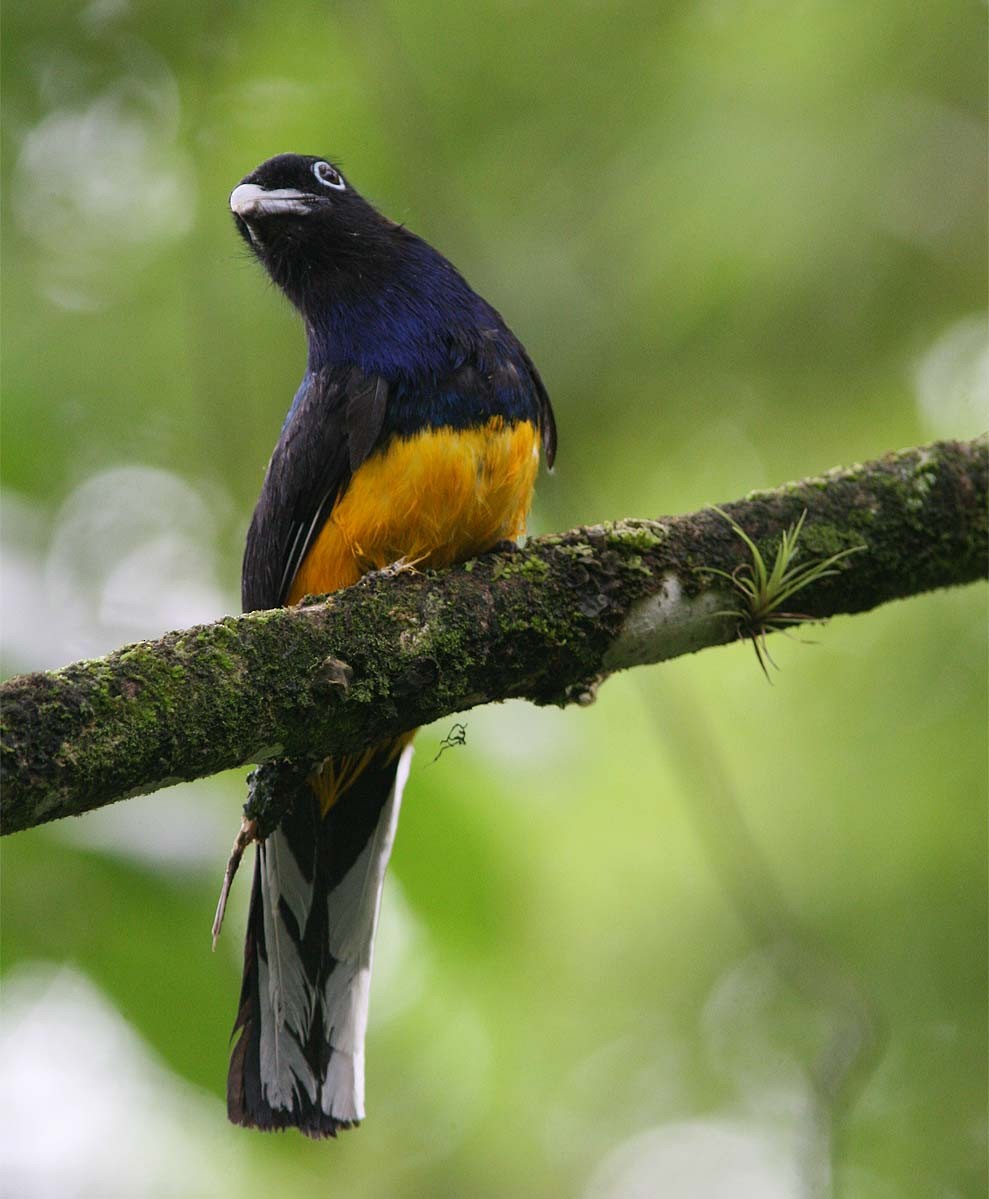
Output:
[[242, 366, 389, 612]]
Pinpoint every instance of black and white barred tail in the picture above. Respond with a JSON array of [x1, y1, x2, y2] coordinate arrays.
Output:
[[228, 742, 413, 1137]]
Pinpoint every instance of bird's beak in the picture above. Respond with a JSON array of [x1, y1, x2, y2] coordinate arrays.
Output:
[[229, 183, 314, 219]]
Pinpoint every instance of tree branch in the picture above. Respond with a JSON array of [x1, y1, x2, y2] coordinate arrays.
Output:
[[2, 437, 986, 835]]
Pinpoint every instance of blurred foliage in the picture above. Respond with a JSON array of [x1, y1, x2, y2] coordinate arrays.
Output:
[[1, 1, 986, 1197]]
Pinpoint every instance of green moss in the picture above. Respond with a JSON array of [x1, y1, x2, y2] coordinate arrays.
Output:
[[607, 523, 666, 553], [517, 556, 551, 580], [492, 556, 550, 581], [799, 522, 864, 557], [904, 455, 939, 513], [118, 646, 154, 667], [622, 553, 652, 576], [561, 543, 596, 561]]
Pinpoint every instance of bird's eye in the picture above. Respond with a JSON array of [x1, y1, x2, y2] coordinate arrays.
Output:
[[312, 161, 345, 190]]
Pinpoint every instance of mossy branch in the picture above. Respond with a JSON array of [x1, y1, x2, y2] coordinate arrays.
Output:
[[2, 437, 986, 835]]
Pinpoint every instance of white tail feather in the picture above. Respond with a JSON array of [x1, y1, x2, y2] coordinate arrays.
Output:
[[258, 828, 318, 1110], [324, 1044, 365, 1122], [321, 743, 413, 1120], [257, 955, 318, 1110]]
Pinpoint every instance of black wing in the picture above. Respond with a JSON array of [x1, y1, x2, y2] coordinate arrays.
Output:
[[518, 342, 556, 468], [242, 366, 388, 612]]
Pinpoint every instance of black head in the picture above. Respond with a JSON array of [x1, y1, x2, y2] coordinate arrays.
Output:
[[230, 154, 403, 309]]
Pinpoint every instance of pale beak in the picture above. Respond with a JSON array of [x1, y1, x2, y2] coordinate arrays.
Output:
[[229, 183, 315, 219]]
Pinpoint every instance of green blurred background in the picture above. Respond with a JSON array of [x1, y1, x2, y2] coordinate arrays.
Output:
[[2, 2, 986, 1196]]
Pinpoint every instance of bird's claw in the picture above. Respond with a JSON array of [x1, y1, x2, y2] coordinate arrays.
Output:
[[489, 538, 523, 555], [363, 557, 421, 582]]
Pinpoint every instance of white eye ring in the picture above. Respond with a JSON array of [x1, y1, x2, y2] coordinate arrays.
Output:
[[313, 161, 345, 190]]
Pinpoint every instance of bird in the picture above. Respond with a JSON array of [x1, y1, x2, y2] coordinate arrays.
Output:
[[225, 153, 556, 1138]]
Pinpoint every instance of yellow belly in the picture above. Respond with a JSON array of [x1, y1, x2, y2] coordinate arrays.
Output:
[[287, 416, 541, 603]]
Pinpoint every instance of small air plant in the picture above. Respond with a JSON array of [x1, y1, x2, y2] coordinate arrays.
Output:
[[708, 507, 865, 680]]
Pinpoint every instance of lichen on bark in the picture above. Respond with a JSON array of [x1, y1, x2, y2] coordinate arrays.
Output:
[[1, 436, 985, 835]]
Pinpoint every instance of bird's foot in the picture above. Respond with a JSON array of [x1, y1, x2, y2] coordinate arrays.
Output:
[[363, 556, 422, 583], [488, 538, 523, 555]]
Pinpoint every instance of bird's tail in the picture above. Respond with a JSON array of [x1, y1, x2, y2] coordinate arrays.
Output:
[[227, 739, 413, 1138]]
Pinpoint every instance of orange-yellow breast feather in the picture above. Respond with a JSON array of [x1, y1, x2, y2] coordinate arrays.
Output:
[[287, 416, 541, 604]]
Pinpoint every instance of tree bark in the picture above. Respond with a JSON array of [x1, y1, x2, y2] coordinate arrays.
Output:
[[2, 437, 986, 835]]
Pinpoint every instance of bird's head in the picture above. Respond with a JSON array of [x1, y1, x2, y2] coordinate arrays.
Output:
[[230, 153, 404, 311], [230, 153, 498, 372]]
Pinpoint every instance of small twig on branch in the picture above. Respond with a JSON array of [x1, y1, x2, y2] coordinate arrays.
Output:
[[1, 437, 985, 835]]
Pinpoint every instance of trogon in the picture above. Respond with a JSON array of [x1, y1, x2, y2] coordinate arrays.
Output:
[[226, 154, 556, 1137]]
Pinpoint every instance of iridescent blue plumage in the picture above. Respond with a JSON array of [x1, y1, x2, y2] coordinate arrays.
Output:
[[302, 232, 545, 432]]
